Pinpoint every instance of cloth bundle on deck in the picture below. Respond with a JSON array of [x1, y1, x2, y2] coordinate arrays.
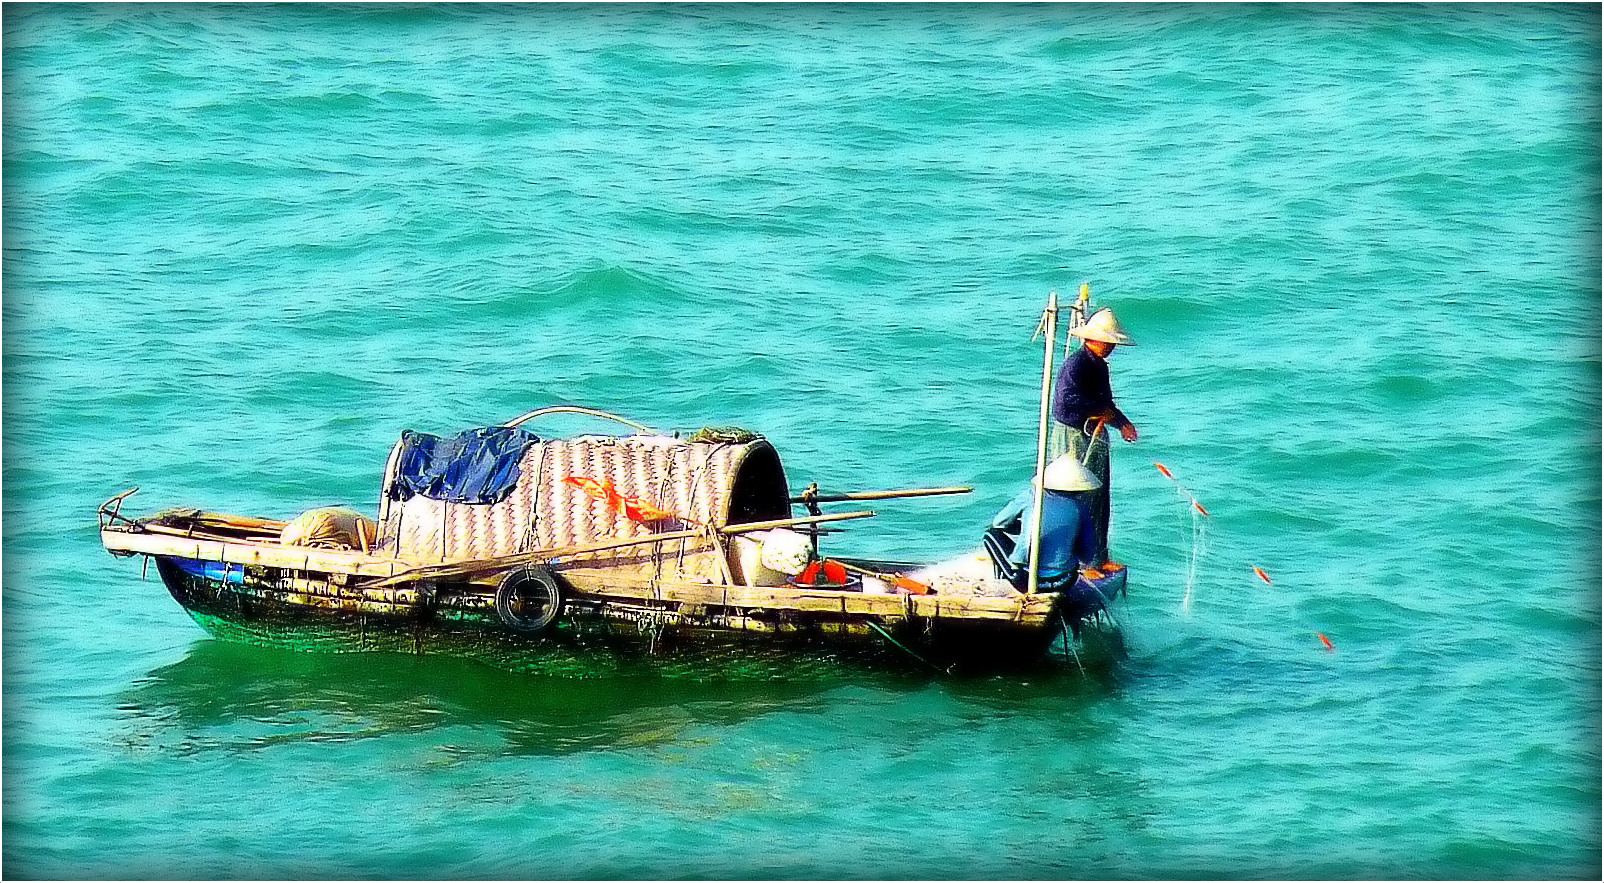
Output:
[[280, 507, 379, 551]]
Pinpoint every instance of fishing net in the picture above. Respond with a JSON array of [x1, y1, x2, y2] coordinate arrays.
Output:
[[1054, 425, 1112, 562]]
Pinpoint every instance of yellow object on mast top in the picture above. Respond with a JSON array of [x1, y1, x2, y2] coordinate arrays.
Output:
[[1072, 281, 1091, 331]]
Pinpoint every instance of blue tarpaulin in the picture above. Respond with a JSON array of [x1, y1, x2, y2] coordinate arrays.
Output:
[[386, 426, 540, 505]]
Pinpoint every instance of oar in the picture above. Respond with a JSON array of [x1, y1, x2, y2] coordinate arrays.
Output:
[[789, 486, 971, 504], [834, 560, 930, 595], [717, 510, 876, 534]]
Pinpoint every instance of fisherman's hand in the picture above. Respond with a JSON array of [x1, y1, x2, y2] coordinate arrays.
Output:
[[1120, 423, 1139, 443]]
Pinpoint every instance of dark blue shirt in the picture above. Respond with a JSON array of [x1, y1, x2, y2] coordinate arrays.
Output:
[[1052, 345, 1130, 433]]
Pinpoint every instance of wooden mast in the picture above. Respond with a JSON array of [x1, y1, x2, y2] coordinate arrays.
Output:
[[1027, 291, 1059, 595]]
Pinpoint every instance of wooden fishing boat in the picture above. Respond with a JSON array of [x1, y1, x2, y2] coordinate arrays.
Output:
[[98, 406, 1127, 672]]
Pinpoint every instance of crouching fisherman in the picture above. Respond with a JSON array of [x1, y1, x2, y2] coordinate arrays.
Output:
[[982, 453, 1100, 593]]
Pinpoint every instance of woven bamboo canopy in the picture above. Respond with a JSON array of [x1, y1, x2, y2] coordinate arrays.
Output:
[[375, 433, 792, 566]]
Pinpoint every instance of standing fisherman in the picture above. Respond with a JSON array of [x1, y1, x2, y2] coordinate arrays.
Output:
[[1051, 307, 1137, 563]]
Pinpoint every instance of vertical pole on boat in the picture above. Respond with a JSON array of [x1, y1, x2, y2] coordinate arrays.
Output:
[[1027, 290, 1060, 595]]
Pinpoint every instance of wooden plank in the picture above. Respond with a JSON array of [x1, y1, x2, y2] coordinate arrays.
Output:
[[557, 569, 1050, 623], [100, 529, 421, 577], [139, 523, 234, 541], [104, 528, 1058, 626], [192, 511, 290, 531], [909, 592, 1056, 619]]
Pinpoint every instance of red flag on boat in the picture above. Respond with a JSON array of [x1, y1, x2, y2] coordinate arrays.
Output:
[[563, 476, 676, 523]]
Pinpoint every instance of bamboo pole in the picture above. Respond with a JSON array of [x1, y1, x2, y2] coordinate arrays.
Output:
[[501, 405, 655, 434], [788, 486, 972, 504], [1027, 291, 1059, 595], [365, 528, 708, 588], [717, 510, 876, 535], [366, 509, 878, 588], [702, 524, 737, 588]]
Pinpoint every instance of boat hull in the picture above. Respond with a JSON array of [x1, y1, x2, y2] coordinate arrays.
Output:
[[150, 554, 1089, 673]]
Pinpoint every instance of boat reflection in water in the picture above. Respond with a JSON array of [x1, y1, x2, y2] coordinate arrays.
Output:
[[115, 618, 1126, 760], [115, 639, 849, 758]]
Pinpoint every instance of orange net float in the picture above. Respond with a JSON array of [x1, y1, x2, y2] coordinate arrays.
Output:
[[795, 559, 850, 586], [887, 574, 930, 595]]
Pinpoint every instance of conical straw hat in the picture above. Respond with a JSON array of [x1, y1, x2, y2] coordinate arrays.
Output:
[[1068, 307, 1135, 346], [1034, 453, 1102, 492]]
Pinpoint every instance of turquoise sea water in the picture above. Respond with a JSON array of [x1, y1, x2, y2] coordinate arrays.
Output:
[[3, 4, 1600, 879]]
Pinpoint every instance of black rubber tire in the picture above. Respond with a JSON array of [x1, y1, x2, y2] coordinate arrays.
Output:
[[494, 566, 564, 634]]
